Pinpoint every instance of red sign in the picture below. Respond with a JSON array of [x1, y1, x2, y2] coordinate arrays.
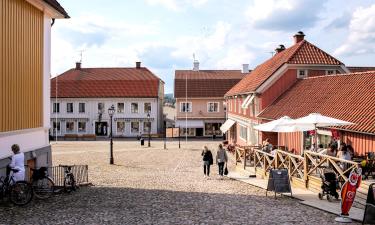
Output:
[[340, 168, 362, 216], [331, 129, 340, 140]]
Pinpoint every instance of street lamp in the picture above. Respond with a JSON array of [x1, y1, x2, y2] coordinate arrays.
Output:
[[108, 105, 115, 164], [147, 112, 151, 147]]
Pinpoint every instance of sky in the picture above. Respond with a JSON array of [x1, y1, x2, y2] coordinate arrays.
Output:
[[51, 0, 375, 94]]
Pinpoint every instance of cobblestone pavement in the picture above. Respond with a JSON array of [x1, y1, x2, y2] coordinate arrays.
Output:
[[0, 140, 359, 225]]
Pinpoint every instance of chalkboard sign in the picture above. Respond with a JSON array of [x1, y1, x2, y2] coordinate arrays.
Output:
[[266, 169, 292, 198], [363, 183, 375, 225]]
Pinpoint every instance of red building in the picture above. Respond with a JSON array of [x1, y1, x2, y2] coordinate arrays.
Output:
[[222, 31, 374, 155]]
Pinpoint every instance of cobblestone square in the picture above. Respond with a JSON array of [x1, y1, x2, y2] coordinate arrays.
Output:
[[0, 140, 359, 224]]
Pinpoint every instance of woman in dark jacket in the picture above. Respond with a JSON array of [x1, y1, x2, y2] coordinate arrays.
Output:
[[201, 146, 213, 178]]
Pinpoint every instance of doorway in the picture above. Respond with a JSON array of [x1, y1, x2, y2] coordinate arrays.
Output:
[[196, 128, 203, 136], [95, 122, 108, 136]]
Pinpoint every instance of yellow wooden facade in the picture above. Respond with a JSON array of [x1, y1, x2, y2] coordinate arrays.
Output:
[[0, 0, 44, 132]]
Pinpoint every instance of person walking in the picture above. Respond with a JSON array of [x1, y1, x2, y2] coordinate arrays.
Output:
[[201, 146, 213, 178], [216, 144, 228, 178]]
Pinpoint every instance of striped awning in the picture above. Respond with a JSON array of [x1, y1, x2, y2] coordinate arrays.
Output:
[[220, 119, 235, 133]]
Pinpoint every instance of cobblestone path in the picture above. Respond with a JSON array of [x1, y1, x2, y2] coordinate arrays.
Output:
[[0, 141, 359, 225]]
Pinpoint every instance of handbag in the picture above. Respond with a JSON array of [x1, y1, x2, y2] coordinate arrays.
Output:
[[224, 165, 228, 175]]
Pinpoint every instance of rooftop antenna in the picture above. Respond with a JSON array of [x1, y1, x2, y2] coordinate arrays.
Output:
[[269, 51, 275, 57], [78, 49, 85, 63]]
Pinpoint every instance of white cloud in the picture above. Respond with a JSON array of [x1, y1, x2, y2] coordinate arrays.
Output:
[[334, 4, 375, 56], [145, 0, 209, 11], [245, 0, 325, 31]]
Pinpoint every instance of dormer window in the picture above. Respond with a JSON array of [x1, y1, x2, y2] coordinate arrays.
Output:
[[326, 70, 336, 75], [297, 69, 308, 78]]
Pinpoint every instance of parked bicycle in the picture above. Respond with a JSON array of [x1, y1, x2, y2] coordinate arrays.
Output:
[[0, 166, 33, 205], [60, 165, 76, 193], [30, 167, 55, 199]]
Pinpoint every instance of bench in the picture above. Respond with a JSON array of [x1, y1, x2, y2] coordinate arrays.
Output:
[[81, 134, 96, 141], [64, 134, 79, 140]]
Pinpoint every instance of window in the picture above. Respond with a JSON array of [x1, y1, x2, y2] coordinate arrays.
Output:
[[143, 121, 151, 132], [240, 125, 247, 140], [98, 103, 105, 113], [53, 103, 60, 113], [131, 103, 138, 113], [207, 102, 219, 113], [131, 122, 139, 133], [204, 123, 222, 135], [66, 122, 74, 133], [117, 121, 125, 133], [79, 103, 85, 113], [67, 103, 73, 113], [180, 102, 192, 112], [180, 128, 195, 136], [326, 70, 336, 75], [117, 103, 124, 113], [297, 69, 308, 78], [52, 121, 60, 132], [144, 103, 151, 113], [78, 122, 86, 132]]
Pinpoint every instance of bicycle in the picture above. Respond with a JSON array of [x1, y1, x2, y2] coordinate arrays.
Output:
[[0, 166, 33, 206], [30, 167, 55, 199], [60, 165, 76, 193]]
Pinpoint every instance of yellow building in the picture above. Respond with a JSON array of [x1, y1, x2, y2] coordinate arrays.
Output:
[[0, 0, 68, 172]]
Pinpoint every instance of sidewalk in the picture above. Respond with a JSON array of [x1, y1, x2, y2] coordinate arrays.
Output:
[[228, 168, 364, 222]]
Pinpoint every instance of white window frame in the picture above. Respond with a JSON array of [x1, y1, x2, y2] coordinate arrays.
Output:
[[117, 121, 125, 134], [297, 69, 308, 78], [78, 121, 86, 133], [144, 103, 152, 114], [207, 102, 219, 113], [180, 102, 192, 113], [52, 121, 61, 133], [79, 102, 85, 113], [131, 103, 139, 114], [66, 121, 75, 133], [53, 102, 60, 113], [66, 103, 74, 113], [131, 121, 139, 133], [117, 103, 125, 113], [239, 125, 247, 141], [98, 103, 105, 114], [143, 121, 151, 133], [325, 70, 336, 75]]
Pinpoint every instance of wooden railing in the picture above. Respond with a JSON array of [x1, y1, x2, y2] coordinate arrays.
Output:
[[233, 147, 361, 186]]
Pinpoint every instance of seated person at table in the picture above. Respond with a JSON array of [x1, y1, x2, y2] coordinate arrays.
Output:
[[262, 138, 272, 153], [317, 144, 325, 154]]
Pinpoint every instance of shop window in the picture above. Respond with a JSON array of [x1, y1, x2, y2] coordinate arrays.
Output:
[[117, 121, 125, 133], [66, 122, 74, 133], [144, 103, 151, 113], [131, 121, 139, 133], [131, 103, 138, 113], [180, 128, 195, 136], [207, 102, 219, 113], [78, 122, 86, 132], [79, 103, 85, 113], [117, 103, 124, 113], [53, 103, 60, 113], [67, 103, 73, 113], [204, 123, 222, 135], [143, 121, 151, 132], [52, 121, 60, 133]]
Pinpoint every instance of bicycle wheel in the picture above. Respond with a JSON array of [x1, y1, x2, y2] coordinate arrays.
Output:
[[9, 181, 33, 206], [63, 174, 76, 193], [33, 177, 55, 199]]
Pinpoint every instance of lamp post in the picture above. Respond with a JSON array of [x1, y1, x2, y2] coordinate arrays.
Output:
[[108, 105, 115, 165], [147, 112, 151, 147]]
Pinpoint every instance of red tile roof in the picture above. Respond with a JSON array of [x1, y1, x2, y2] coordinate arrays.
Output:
[[43, 0, 69, 18], [258, 71, 375, 134], [347, 67, 375, 73], [51, 67, 163, 98], [174, 70, 247, 98], [225, 40, 343, 96]]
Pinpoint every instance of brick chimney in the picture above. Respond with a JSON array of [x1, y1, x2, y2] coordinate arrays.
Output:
[[75, 62, 81, 70], [275, 44, 286, 54], [293, 31, 305, 44], [136, 61, 141, 69], [193, 60, 199, 71]]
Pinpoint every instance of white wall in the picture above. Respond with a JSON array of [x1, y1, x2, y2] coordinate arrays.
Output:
[[50, 98, 159, 136]]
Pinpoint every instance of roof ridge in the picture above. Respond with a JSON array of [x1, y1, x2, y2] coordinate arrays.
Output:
[[302, 70, 375, 80]]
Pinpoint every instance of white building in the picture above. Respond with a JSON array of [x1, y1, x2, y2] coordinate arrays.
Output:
[[50, 62, 164, 138]]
